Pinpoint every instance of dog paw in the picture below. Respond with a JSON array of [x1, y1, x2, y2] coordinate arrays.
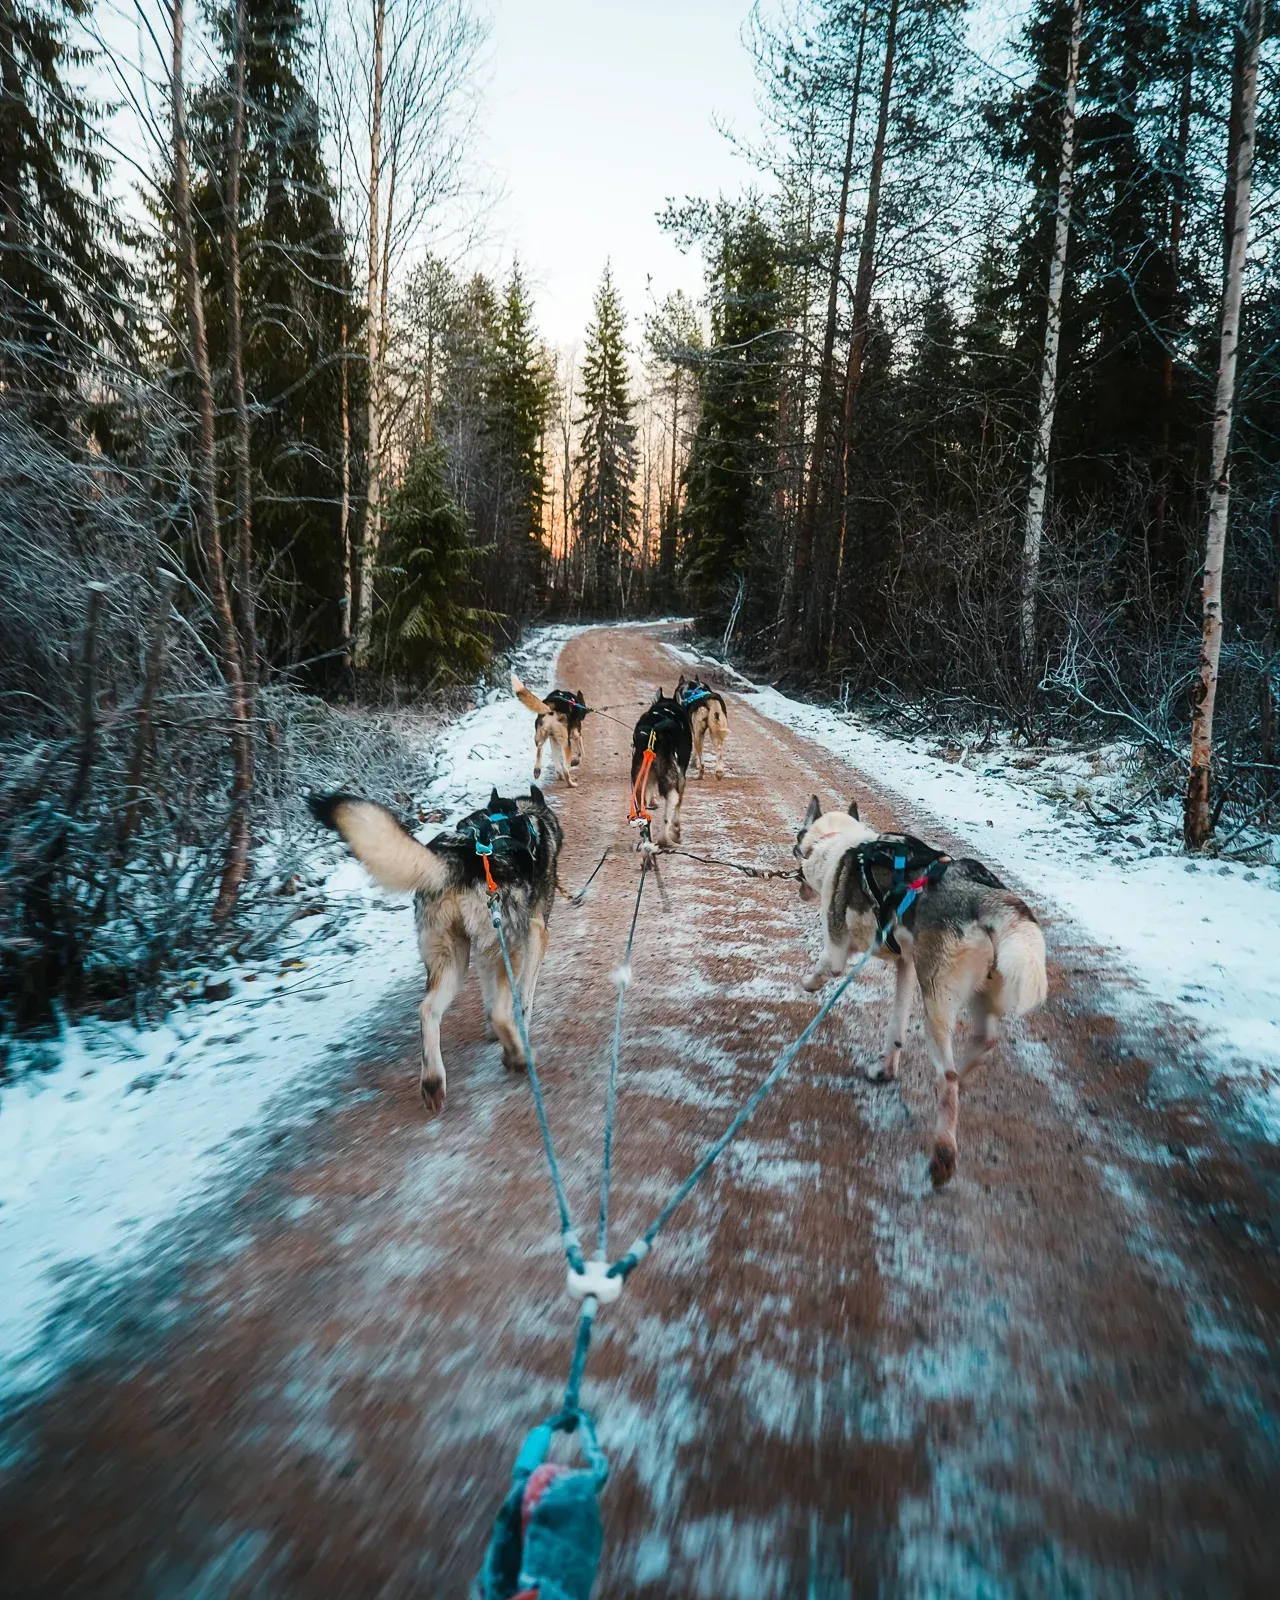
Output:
[[802, 969, 827, 993], [502, 1046, 528, 1073], [565, 775, 577, 788], [867, 1060, 896, 1083], [419, 1074, 446, 1117], [929, 1139, 957, 1188]]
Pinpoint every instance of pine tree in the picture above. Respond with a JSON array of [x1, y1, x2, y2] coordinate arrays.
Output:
[[372, 440, 494, 681], [0, 0, 131, 431], [575, 264, 636, 611], [681, 209, 784, 635]]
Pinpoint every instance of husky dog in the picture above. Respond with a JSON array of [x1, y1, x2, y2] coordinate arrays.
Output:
[[309, 786, 563, 1116], [794, 797, 1047, 1188], [631, 690, 694, 848], [675, 674, 730, 780], [512, 676, 589, 788]]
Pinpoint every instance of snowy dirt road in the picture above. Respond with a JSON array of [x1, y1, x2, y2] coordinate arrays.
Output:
[[2, 624, 1280, 1598]]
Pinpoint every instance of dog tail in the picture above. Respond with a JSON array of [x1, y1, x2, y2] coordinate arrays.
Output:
[[308, 793, 448, 894], [512, 674, 551, 716], [708, 695, 729, 734], [982, 899, 1048, 1017]]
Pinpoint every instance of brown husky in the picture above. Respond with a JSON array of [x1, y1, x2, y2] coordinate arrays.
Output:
[[794, 797, 1047, 1187], [675, 675, 730, 779], [512, 676, 589, 787], [310, 787, 563, 1116]]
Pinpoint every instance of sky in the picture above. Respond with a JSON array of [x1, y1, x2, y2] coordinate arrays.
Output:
[[474, 0, 770, 351]]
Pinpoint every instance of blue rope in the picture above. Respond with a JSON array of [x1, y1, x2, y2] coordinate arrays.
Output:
[[488, 896, 586, 1277], [608, 889, 918, 1284], [596, 853, 649, 1258]]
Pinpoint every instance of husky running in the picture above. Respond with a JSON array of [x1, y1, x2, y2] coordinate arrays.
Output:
[[793, 797, 1047, 1187], [675, 674, 730, 780], [512, 676, 589, 788], [310, 786, 563, 1117]]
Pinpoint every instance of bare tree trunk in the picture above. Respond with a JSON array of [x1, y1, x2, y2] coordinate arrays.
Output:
[[1153, 0, 1196, 557], [1018, 0, 1084, 681], [783, 0, 869, 649], [116, 572, 176, 861], [339, 305, 352, 667], [353, 0, 385, 664], [170, 0, 254, 922], [1184, 0, 1261, 850], [826, 0, 900, 666], [226, 0, 257, 689]]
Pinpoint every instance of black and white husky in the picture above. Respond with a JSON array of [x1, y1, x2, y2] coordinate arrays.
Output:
[[675, 674, 730, 780], [793, 797, 1047, 1187], [630, 690, 694, 847], [310, 786, 563, 1116]]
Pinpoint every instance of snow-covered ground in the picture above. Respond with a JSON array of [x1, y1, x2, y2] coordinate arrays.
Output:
[[666, 643, 1280, 1138], [0, 624, 584, 1405]]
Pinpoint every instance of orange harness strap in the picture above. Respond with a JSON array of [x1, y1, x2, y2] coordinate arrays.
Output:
[[629, 732, 657, 822]]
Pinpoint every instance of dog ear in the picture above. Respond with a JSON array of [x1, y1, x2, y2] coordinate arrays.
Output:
[[847, 798, 860, 820], [803, 795, 822, 832], [528, 783, 546, 808], [489, 786, 501, 811]]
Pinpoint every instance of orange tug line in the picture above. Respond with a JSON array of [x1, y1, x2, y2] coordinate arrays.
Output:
[[629, 732, 657, 823]]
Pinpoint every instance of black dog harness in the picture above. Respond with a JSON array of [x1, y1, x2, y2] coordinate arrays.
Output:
[[458, 795, 537, 891], [849, 834, 951, 954], [544, 689, 589, 720]]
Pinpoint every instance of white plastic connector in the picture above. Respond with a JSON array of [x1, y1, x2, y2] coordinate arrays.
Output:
[[567, 1259, 623, 1304], [611, 962, 632, 991]]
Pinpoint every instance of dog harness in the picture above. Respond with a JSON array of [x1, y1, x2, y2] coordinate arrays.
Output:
[[677, 683, 713, 708], [461, 799, 537, 895], [544, 689, 588, 720], [848, 834, 951, 955]]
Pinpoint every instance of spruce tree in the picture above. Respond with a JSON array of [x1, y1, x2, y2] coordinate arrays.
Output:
[[681, 209, 784, 635], [0, 0, 131, 431], [372, 440, 493, 681], [575, 263, 636, 612], [488, 262, 553, 612], [185, 0, 356, 665]]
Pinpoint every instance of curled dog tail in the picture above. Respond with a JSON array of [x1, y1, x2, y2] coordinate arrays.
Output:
[[308, 793, 448, 894], [512, 674, 552, 716], [981, 899, 1048, 1018]]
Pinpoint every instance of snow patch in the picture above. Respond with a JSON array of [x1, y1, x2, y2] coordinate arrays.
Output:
[[670, 646, 1280, 1140], [0, 624, 587, 1403]]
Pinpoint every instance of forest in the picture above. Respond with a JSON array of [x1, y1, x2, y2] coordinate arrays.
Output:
[[1, 0, 1277, 1028]]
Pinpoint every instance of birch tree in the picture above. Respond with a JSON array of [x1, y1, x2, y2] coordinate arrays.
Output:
[[321, 0, 485, 663], [1184, 0, 1262, 850], [1018, 0, 1084, 680], [167, 0, 255, 919]]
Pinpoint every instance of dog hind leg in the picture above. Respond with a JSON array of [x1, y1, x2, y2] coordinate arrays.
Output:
[[871, 957, 915, 1081], [418, 928, 469, 1116], [482, 946, 528, 1071]]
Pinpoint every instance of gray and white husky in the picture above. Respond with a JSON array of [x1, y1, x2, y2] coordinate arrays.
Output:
[[310, 786, 563, 1116], [793, 797, 1047, 1187]]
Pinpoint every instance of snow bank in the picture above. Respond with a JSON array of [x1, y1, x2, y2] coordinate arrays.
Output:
[[0, 624, 584, 1404], [665, 644, 1280, 1136]]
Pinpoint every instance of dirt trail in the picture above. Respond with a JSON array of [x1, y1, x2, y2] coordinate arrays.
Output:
[[3, 624, 1280, 1599]]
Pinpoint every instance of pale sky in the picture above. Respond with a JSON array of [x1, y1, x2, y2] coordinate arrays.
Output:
[[474, 0, 768, 350]]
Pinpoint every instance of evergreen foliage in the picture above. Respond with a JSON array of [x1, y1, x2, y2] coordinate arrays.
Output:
[[680, 207, 785, 635], [0, 0, 132, 433], [186, 0, 358, 666], [574, 263, 636, 611], [371, 439, 493, 681]]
